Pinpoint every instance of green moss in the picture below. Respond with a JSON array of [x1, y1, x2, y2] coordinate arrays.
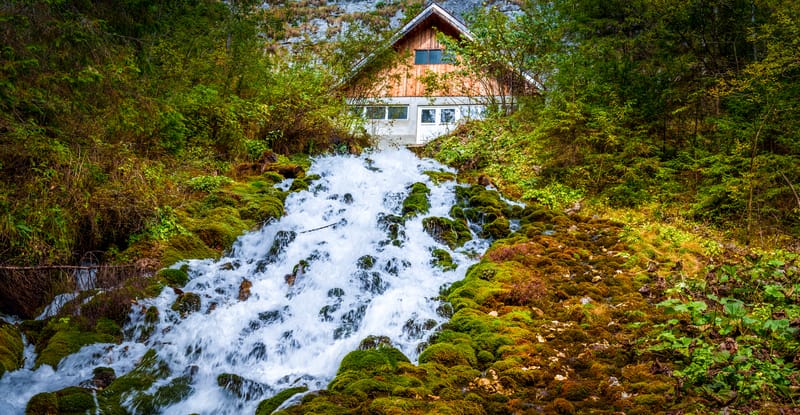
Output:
[[162, 233, 217, 264], [25, 392, 58, 415], [418, 343, 477, 367], [0, 322, 24, 376], [36, 317, 116, 368], [171, 292, 201, 316], [422, 217, 472, 249], [156, 267, 189, 287], [482, 217, 510, 239], [256, 386, 308, 415], [56, 387, 96, 413], [336, 347, 410, 375], [402, 182, 431, 218], [188, 206, 248, 250], [431, 248, 457, 271], [98, 349, 171, 414], [26, 387, 96, 415], [423, 170, 456, 184]]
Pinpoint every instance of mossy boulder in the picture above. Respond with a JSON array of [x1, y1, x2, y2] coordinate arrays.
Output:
[[156, 267, 189, 287], [418, 342, 477, 367], [162, 233, 218, 265], [422, 217, 472, 249], [27, 386, 96, 415], [256, 386, 308, 415], [431, 248, 457, 271], [335, 346, 410, 376], [35, 317, 116, 369], [0, 322, 24, 376], [171, 292, 201, 316], [401, 182, 431, 218], [97, 349, 171, 414], [187, 206, 248, 250], [481, 217, 511, 239], [217, 373, 268, 400]]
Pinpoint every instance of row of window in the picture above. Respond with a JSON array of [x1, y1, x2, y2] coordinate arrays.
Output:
[[353, 106, 459, 124], [353, 106, 409, 120]]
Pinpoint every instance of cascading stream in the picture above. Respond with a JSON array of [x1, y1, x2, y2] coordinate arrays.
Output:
[[0, 149, 491, 414]]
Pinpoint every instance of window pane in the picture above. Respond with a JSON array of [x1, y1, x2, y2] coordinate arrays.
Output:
[[387, 106, 408, 120], [350, 106, 364, 117], [365, 106, 386, 120], [429, 49, 443, 64], [440, 108, 456, 123], [414, 50, 429, 65], [421, 109, 436, 123]]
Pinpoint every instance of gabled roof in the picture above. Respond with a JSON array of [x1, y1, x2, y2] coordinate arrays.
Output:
[[389, 2, 473, 45], [348, 2, 471, 77], [344, 1, 539, 92]]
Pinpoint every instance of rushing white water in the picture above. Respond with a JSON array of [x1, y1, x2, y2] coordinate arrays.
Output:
[[0, 149, 490, 414]]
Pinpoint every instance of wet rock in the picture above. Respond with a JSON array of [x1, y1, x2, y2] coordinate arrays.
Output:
[[217, 373, 269, 400], [171, 292, 201, 316], [93, 367, 116, 390], [238, 279, 252, 301], [358, 335, 393, 350], [422, 216, 471, 249]]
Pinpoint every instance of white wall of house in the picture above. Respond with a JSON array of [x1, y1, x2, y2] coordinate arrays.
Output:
[[350, 96, 495, 148]]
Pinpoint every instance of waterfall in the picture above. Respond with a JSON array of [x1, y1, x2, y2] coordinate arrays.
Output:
[[0, 149, 490, 414]]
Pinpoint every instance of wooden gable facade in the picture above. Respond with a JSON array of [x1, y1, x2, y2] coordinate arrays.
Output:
[[346, 3, 522, 147]]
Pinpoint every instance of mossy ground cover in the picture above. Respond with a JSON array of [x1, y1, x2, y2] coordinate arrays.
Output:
[[281, 186, 800, 414]]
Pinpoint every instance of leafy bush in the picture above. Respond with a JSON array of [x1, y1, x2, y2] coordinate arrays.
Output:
[[187, 176, 233, 193]]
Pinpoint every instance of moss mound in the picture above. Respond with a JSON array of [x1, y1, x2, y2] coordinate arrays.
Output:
[[0, 322, 24, 376], [256, 386, 308, 415], [402, 182, 431, 218], [35, 317, 117, 369]]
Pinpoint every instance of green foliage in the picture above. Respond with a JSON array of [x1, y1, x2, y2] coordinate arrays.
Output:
[[648, 251, 800, 403], [187, 175, 234, 193]]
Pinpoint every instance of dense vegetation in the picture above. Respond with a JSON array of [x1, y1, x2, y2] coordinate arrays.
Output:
[[1, 0, 799, 414], [435, 0, 800, 247]]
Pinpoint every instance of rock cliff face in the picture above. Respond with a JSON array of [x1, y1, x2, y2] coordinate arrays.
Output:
[[275, 0, 521, 45]]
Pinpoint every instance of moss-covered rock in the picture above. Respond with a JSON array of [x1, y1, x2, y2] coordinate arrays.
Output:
[[418, 342, 477, 367], [35, 317, 116, 368], [256, 386, 309, 415], [98, 349, 171, 414], [27, 386, 96, 415], [401, 182, 431, 218], [161, 233, 218, 265], [0, 322, 24, 376], [171, 292, 201, 316], [25, 392, 58, 415], [431, 248, 457, 271], [156, 267, 189, 287], [217, 373, 268, 400], [422, 217, 472, 249]]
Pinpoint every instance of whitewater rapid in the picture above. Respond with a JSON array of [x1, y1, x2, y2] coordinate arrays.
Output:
[[0, 149, 489, 414]]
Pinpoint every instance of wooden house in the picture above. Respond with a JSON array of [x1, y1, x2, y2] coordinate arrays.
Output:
[[344, 2, 531, 147]]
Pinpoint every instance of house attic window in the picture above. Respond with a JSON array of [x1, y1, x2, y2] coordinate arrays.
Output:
[[415, 49, 445, 65]]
